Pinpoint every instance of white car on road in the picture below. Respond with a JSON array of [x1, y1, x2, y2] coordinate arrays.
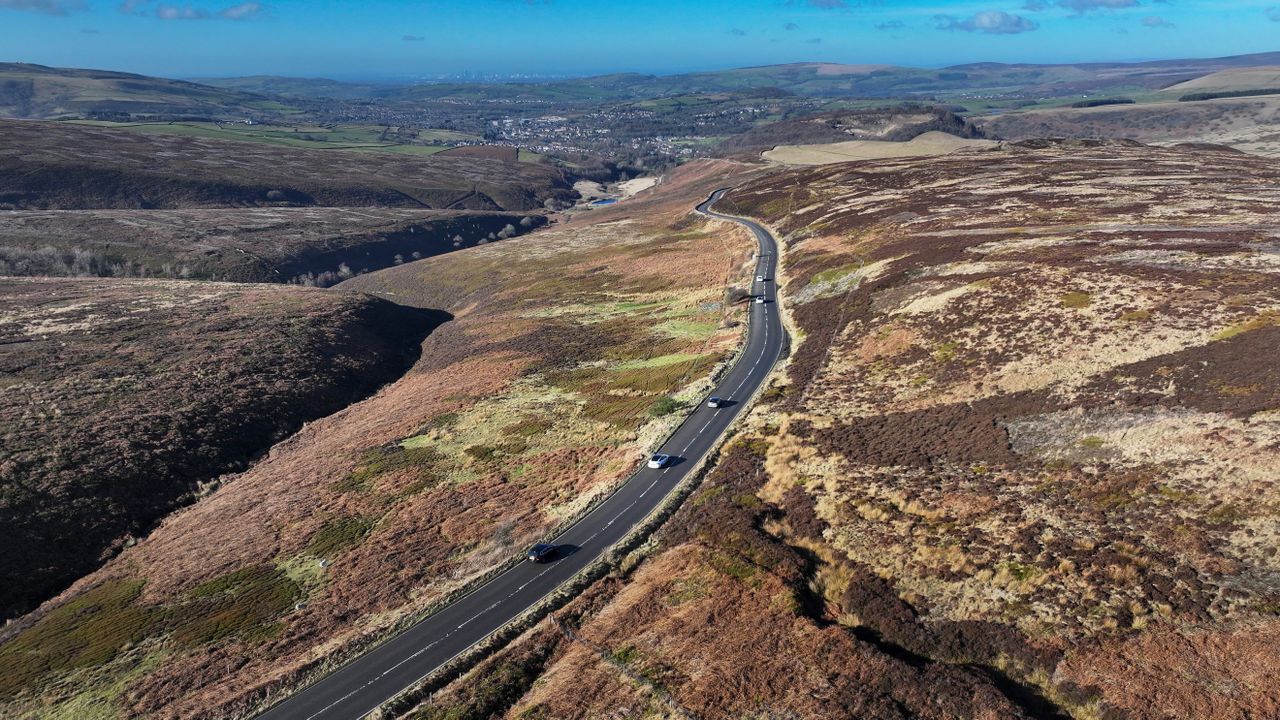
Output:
[[647, 453, 672, 469]]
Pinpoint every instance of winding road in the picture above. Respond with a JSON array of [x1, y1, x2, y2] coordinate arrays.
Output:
[[256, 189, 785, 720]]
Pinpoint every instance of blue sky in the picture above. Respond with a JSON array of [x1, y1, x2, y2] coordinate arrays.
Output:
[[1, 0, 1278, 80]]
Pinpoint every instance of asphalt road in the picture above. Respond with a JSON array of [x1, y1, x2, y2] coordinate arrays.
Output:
[[256, 189, 784, 720]]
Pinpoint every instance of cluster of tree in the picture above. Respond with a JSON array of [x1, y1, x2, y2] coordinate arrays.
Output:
[[0, 245, 189, 279], [1070, 97, 1136, 108], [288, 262, 357, 287], [1180, 88, 1280, 102]]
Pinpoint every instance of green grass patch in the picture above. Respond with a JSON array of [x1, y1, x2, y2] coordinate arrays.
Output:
[[613, 352, 709, 370], [1207, 503, 1246, 525], [503, 417, 551, 438], [653, 317, 719, 339], [609, 644, 640, 665], [1213, 310, 1280, 341], [932, 342, 958, 363], [1061, 292, 1093, 309], [664, 577, 709, 607], [1001, 561, 1043, 583], [0, 579, 156, 699], [336, 445, 442, 493], [692, 484, 728, 507], [649, 396, 682, 417], [171, 564, 300, 648], [306, 516, 376, 559], [809, 261, 864, 287], [608, 354, 719, 394], [582, 395, 654, 427], [277, 554, 327, 593], [709, 552, 757, 582]]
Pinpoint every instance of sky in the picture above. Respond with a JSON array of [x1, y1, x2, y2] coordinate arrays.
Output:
[[1, 0, 1278, 81]]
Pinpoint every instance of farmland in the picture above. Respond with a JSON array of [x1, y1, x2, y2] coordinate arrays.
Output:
[[0, 119, 574, 211]]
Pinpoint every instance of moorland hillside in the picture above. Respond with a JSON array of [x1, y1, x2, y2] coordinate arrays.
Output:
[[0, 63, 285, 120], [0, 160, 761, 720], [0, 207, 543, 284], [0, 119, 569, 283], [0, 119, 575, 211], [415, 140, 1280, 720], [978, 95, 1280, 158], [0, 278, 445, 620]]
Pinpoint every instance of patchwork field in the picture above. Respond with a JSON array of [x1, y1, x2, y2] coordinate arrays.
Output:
[[412, 140, 1280, 720], [0, 119, 575, 211], [0, 160, 759, 720]]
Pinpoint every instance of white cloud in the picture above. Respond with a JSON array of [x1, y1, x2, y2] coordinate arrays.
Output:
[[219, 1, 261, 20], [1057, 0, 1139, 13], [120, 0, 264, 21], [0, 0, 84, 15], [938, 10, 1039, 34], [156, 4, 208, 20]]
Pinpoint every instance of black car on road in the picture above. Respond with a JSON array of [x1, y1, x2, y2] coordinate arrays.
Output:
[[526, 543, 557, 563]]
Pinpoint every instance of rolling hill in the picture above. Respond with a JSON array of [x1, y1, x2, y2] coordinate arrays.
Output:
[[0, 119, 574, 212], [0, 118, 569, 283], [0, 62, 291, 119], [203, 51, 1280, 103], [1158, 66, 1280, 96]]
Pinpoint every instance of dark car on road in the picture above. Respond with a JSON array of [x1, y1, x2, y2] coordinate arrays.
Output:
[[526, 543, 557, 563]]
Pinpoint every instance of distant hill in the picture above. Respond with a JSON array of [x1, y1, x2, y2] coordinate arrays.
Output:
[[718, 106, 984, 154], [0, 63, 291, 120], [203, 51, 1280, 103], [194, 74, 393, 101], [14, 52, 1280, 123], [0, 118, 575, 211], [1158, 66, 1280, 96]]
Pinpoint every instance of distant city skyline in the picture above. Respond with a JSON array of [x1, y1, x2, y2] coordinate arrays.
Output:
[[2, 0, 1278, 80]]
